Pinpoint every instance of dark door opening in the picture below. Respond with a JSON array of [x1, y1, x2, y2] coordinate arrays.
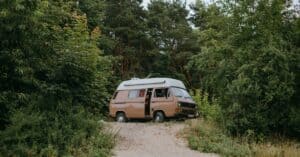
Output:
[[145, 88, 152, 116]]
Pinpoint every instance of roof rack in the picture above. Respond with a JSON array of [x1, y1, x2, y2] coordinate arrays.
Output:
[[117, 78, 186, 90]]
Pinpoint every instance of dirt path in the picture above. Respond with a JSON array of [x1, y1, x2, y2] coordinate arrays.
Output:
[[108, 122, 218, 157]]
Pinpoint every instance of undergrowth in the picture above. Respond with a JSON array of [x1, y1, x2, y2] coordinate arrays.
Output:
[[187, 119, 300, 157], [0, 108, 115, 157], [187, 90, 300, 157], [187, 119, 251, 157]]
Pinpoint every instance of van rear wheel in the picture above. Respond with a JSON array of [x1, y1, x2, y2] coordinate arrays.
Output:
[[154, 111, 164, 122], [116, 112, 126, 122]]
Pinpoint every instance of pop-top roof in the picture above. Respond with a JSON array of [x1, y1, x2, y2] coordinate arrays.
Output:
[[116, 78, 186, 90]]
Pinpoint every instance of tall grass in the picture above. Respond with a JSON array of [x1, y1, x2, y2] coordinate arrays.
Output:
[[187, 119, 251, 157], [251, 141, 300, 157], [188, 90, 300, 157], [187, 119, 300, 157]]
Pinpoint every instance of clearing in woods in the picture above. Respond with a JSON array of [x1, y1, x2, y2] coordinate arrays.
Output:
[[109, 122, 218, 157]]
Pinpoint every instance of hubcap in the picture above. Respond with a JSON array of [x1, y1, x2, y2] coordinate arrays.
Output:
[[155, 115, 160, 121], [117, 116, 124, 122]]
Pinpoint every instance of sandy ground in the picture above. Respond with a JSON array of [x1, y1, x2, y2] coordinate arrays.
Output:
[[108, 122, 218, 157]]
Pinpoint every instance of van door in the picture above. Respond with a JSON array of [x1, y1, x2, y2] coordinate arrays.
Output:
[[151, 88, 174, 117], [145, 88, 153, 116], [126, 89, 146, 118]]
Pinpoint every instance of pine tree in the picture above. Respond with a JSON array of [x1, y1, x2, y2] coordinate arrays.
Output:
[[99, 0, 153, 79], [147, 0, 199, 87]]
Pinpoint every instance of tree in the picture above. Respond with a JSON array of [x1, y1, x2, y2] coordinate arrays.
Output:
[[98, 0, 154, 79], [78, 0, 106, 31], [147, 0, 199, 88], [0, 0, 41, 130], [0, 0, 113, 155], [189, 0, 299, 137], [188, 1, 230, 94]]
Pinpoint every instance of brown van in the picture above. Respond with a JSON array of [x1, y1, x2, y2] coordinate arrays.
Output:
[[109, 78, 198, 122]]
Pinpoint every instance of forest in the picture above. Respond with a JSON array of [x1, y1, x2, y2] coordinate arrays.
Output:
[[0, 0, 299, 156]]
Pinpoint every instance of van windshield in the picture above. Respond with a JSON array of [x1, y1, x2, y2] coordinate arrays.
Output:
[[171, 87, 191, 99]]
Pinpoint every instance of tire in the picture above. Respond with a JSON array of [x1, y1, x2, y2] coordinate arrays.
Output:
[[116, 112, 126, 122], [154, 111, 164, 122]]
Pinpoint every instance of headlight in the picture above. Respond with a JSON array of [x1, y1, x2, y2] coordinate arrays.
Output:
[[177, 103, 181, 107]]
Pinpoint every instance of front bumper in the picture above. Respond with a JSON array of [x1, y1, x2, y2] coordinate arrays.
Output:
[[175, 107, 199, 118]]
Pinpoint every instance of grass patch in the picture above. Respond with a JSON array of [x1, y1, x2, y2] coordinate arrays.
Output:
[[186, 119, 300, 157], [187, 119, 251, 157], [251, 141, 300, 157]]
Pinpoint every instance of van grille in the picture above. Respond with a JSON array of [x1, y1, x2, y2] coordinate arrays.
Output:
[[181, 103, 196, 108], [182, 109, 196, 114]]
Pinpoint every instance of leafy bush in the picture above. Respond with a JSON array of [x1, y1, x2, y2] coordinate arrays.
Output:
[[0, 1, 114, 156], [188, 0, 299, 138], [192, 90, 222, 122], [0, 108, 115, 157]]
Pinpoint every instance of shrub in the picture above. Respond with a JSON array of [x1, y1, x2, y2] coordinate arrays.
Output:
[[0, 1, 114, 156], [187, 0, 299, 138], [0, 106, 115, 157], [192, 90, 222, 122]]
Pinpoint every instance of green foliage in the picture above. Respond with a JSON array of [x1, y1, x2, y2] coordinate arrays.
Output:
[[97, 0, 153, 79], [188, 120, 251, 157], [192, 90, 222, 122], [188, 119, 300, 157], [147, 0, 200, 87], [188, 0, 300, 138], [78, 0, 106, 30], [0, 0, 114, 156], [0, 0, 299, 155], [81, 0, 200, 85], [0, 107, 114, 157]]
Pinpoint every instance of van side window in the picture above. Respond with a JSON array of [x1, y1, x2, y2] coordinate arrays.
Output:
[[128, 89, 145, 99], [154, 88, 168, 98], [112, 92, 118, 99], [139, 89, 145, 97]]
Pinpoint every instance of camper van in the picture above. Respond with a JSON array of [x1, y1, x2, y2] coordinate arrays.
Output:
[[109, 78, 198, 122]]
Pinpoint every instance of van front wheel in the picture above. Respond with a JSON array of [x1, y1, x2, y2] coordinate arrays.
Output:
[[154, 111, 164, 122], [116, 112, 127, 122]]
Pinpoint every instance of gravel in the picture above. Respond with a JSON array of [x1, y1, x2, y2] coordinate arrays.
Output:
[[108, 122, 218, 157]]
